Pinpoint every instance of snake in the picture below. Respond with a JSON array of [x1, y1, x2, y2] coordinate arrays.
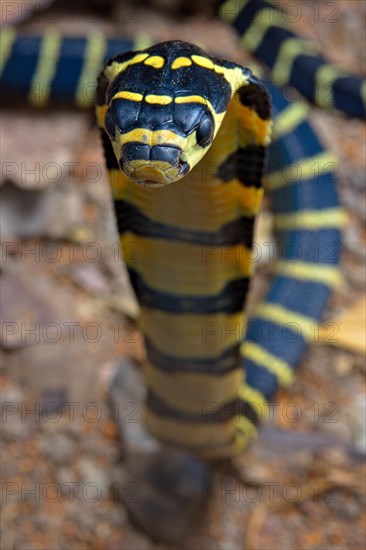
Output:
[[0, 0, 363, 460]]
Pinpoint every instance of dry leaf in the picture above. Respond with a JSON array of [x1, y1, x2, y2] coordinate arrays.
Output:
[[319, 295, 366, 354]]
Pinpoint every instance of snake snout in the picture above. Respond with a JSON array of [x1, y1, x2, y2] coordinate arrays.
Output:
[[119, 142, 188, 185], [119, 142, 189, 186], [120, 143, 181, 168]]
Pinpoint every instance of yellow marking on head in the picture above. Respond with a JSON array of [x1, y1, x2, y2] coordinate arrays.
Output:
[[274, 208, 347, 230], [127, 159, 172, 172], [272, 261, 342, 288], [175, 94, 208, 106], [212, 64, 250, 96], [191, 55, 253, 102], [145, 94, 173, 105], [191, 55, 214, 69], [111, 138, 125, 161], [115, 126, 214, 177], [105, 52, 149, 80], [175, 94, 217, 121], [272, 102, 309, 140], [241, 341, 295, 387], [116, 127, 193, 150], [112, 90, 143, 101], [123, 160, 179, 185], [264, 152, 337, 190], [0, 26, 16, 74], [144, 55, 165, 69], [171, 56, 192, 69], [75, 32, 106, 108]]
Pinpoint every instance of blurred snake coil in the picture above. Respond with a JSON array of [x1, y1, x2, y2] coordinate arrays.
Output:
[[1, 0, 364, 458]]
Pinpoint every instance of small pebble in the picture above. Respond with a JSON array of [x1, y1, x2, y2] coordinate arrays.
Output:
[[39, 432, 75, 463]]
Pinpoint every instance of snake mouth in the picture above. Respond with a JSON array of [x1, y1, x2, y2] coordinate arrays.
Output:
[[121, 161, 179, 186], [119, 143, 189, 186]]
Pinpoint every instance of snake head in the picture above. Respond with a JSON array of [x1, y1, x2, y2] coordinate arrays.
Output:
[[104, 97, 215, 187], [100, 40, 262, 187]]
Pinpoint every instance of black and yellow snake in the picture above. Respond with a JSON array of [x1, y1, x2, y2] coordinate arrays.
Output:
[[1, 0, 364, 459]]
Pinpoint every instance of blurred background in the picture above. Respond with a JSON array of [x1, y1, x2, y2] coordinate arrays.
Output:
[[1, 1, 365, 548]]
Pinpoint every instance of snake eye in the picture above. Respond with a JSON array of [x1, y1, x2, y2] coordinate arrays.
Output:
[[196, 115, 214, 147], [104, 110, 116, 140]]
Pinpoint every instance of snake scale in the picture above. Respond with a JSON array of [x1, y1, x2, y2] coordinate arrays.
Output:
[[1, 0, 364, 459]]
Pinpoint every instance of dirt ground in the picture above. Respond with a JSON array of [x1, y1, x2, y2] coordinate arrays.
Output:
[[1, 1, 365, 549]]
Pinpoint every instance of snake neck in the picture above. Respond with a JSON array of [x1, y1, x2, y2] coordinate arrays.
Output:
[[113, 101, 265, 458]]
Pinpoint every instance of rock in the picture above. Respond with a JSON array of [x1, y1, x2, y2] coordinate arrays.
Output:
[[0, 0, 52, 25], [344, 394, 366, 454], [0, 270, 59, 350], [32, 513, 52, 530], [0, 376, 36, 440], [55, 466, 78, 488], [0, 179, 84, 240], [1, 408, 32, 440], [121, 448, 211, 546], [0, 111, 89, 190], [333, 352, 355, 376], [258, 426, 355, 455], [253, 209, 275, 266], [77, 457, 110, 497], [40, 389, 68, 411], [69, 263, 110, 294], [39, 432, 75, 463], [108, 360, 212, 544], [121, 529, 152, 550], [10, 337, 103, 404], [0, 376, 24, 404], [108, 359, 159, 454]]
